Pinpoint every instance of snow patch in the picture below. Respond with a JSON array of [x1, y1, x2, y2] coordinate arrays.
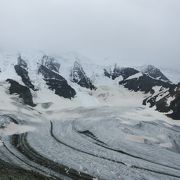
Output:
[[126, 72, 143, 80]]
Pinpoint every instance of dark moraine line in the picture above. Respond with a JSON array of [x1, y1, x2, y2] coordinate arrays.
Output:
[[2, 141, 58, 180], [0, 158, 55, 180], [51, 121, 180, 179], [11, 132, 94, 180], [50, 121, 126, 166], [73, 125, 180, 172], [140, 121, 180, 134]]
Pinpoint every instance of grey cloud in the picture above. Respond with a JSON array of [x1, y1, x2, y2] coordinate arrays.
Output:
[[0, 0, 180, 69]]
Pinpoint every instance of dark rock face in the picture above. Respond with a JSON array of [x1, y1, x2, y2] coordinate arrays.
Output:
[[104, 68, 112, 78], [142, 82, 178, 115], [141, 65, 170, 82], [71, 61, 96, 90], [143, 89, 173, 113], [38, 65, 76, 99], [167, 84, 180, 120], [112, 66, 139, 80], [14, 56, 36, 91], [119, 72, 180, 120], [104, 65, 139, 80], [103, 64, 180, 119], [41, 55, 60, 73], [6, 79, 35, 107], [119, 73, 173, 94], [14, 65, 36, 91], [17, 55, 28, 69]]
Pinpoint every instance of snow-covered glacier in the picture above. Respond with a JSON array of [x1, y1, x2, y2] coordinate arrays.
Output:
[[0, 51, 180, 180]]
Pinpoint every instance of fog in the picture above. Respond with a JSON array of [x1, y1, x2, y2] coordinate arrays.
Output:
[[0, 0, 180, 68]]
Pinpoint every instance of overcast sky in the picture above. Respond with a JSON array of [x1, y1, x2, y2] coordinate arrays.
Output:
[[0, 0, 180, 68]]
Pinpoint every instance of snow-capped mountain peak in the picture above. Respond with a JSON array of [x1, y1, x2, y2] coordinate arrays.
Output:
[[139, 64, 171, 83]]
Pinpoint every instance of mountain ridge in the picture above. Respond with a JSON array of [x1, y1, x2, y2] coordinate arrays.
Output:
[[0, 52, 179, 120]]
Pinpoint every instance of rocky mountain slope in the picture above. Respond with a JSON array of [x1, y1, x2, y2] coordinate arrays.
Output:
[[104, 64, 180, 119], [70, 61, 96, 90], [139, 65, 171, 83], [38, 56, 76, 99], [0, 52, 179, 120]]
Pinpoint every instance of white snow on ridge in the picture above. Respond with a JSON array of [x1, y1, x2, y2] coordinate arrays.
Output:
[[126, 72, 143, 80]]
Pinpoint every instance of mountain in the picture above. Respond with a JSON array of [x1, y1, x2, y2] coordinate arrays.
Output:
[[40, 55, 60, 73], [104, 65, 180, 119], [117, 71, 180, 119], [104, 64, 139, 80], [38, 55, 76, 99], [0, 51, 179, 120], [161, 67, 180, 84], [70, 61, 96, 90], [139, 65, 171, 83], [14, 55, 36, 91], [119, 72, 173, 94], [1, 51, 180, 180]]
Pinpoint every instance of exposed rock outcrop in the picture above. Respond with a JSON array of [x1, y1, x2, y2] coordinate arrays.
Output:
[[17, 55, 28, 69], [38, 64, 76, 99], [6, 79, 35, 107], [104, 67, 112, 78], [70, 61, 96, 90], [40, 55, 60, 73], [141, 65, 171, 83], [104, 64, 139, 80], [118, 71, 180, 120], [119, 73, 173, 94], [14, 56, 36, 91], [167, 83, 180, 120]]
